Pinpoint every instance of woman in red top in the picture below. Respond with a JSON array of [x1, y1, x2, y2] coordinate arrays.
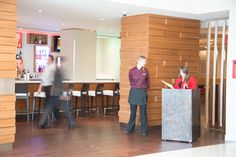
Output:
[[173, 66, 197, 89]]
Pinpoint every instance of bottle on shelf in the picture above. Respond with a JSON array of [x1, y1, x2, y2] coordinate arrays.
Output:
[[19, 50, 22, 59], [16, 53, 19, 59]]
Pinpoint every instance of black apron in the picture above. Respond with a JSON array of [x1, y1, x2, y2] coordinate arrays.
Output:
[[128, 88, 147, 105]]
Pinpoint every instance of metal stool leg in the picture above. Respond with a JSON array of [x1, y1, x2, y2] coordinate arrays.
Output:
[[26, 96, 30, 122], [32, 97, 36, 121]]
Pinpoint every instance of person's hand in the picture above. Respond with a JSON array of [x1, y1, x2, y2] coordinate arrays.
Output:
[[183, 83, 188, 89]]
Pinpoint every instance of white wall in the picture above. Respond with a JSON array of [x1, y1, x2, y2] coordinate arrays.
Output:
[[76, 30, 96, 81], [96, 36, 120, 80], [0, 79, 14, 94], [225, 8, 236, 141], [60, 29, 96, 81], [109, 0, 232, 14], [17, 29, 120, 81], [59, 30, 75, 80]]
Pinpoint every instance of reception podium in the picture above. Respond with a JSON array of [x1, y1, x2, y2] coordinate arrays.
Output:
[[162, 89, 200, 143]]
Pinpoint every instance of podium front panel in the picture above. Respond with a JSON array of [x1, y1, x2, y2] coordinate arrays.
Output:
[[162, 89, 200, 142]]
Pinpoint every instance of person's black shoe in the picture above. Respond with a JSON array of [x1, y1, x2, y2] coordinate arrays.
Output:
[[39, 125, 50, 129]]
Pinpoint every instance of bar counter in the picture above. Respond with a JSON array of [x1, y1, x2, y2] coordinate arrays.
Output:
[[15, 79, 119, 113], [15, 79, 119, 84]]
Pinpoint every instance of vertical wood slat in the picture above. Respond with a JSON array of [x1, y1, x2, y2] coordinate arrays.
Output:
[[205, 22, 211, 127], [119, 14, 200, 126]]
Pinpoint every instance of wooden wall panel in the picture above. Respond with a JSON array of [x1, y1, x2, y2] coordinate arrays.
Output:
[[0, 20, 16, 29], [0, 119, 15, 127], [0, 0, 16, 4], [119, 14, 200, 127], [0, 135, 15, 145], [0, 95, 16, 145], [0, 126, 15, 136], [0, 2, 16, 12], [0, 0, 16, 147], [0, 0, 16, 78], [119, 15, 149, 125]]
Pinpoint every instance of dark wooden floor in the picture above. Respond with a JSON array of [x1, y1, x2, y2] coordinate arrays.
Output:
[[1, 114, 224, 157]]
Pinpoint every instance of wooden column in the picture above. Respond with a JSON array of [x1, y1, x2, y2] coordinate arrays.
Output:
[[119, 14, 200, 126], [119, 15, 149, 124], [0, 0, 16, 150]]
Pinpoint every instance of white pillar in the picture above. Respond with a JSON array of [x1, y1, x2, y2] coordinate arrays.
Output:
[[60, 29, 97, 81], [205, 22, 211, 127], [219, 20, 226, 127], [212, 22, 218, 126]]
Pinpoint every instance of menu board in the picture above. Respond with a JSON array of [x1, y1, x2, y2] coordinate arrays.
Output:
[[34, 45, 50, 72]]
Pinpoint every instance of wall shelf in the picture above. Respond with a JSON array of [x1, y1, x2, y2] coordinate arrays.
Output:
[[27, 33, 48, 45]]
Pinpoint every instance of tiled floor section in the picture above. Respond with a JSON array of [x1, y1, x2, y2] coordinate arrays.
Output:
[[137, 142, 236, 157]]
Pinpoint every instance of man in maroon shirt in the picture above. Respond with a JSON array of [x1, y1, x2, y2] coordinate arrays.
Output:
[[125, 56, 150, 136]]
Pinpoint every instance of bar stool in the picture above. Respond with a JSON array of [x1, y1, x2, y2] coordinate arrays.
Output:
[[88, 84, 104, 114], [103, 83, 120, 114], [31, 91, 46, 121], [15, 83, 30, 122], [72, 83, 89, 115]]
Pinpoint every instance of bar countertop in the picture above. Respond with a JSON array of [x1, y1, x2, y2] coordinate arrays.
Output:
[[15, 79, 119, 84]]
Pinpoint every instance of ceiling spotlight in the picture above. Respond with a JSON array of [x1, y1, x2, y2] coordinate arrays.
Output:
[[100, 18, 105, 21], [38, 9, 42, 13], [62, 23, 65, 26], [110, 28, 114, 31]]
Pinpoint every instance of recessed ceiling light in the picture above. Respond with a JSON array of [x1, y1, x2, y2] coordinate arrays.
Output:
[[38, 9, 42, 13], [100, 18, 105, 21], [110, 28, 114, 31], [62, 23, 65, 26]]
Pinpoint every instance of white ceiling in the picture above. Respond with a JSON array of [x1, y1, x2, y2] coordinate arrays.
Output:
[[17, 0, 231, 37]]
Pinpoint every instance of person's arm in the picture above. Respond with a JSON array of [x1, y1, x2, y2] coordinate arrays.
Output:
[[128, 69, 132, 84], [146, 68, 150, 89], [173, 77, 182, 89], [188, 76, 197, 89]]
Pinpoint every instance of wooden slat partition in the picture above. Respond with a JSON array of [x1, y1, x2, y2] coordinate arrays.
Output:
[[0, 0, 16, 78], [119, 14, 200, 126], [0, 95, 16, 144], [0, 0, 16, 147]]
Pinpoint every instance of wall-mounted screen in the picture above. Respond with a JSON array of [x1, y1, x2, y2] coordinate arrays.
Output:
[[53, 36, 60, 52], [34, 45, 50, 72]]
